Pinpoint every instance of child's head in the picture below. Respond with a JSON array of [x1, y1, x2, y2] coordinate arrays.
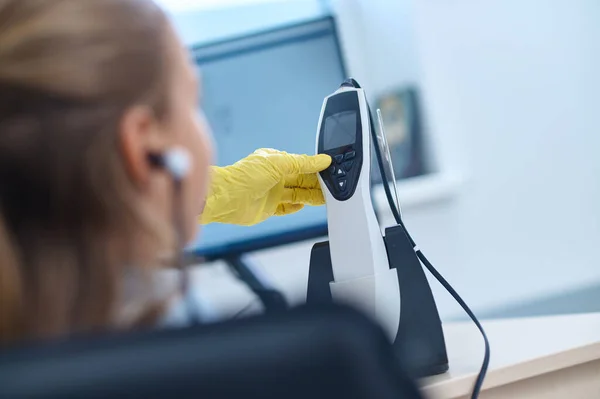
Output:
[[0, 0, 213, 344]]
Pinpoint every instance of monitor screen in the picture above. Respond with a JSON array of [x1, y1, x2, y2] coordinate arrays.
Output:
[[188, 17, 347, 259]]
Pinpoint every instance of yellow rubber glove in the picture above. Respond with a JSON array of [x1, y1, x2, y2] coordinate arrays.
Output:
[[200, 148, 332, 226]]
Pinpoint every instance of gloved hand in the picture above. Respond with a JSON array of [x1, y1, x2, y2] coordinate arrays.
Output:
[[200, 149, 332, 226]]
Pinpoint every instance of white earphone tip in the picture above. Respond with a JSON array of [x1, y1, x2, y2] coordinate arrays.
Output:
[[164, 147, 192, 180]]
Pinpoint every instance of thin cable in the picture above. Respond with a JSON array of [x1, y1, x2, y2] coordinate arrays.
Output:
[[395, 193, 488, 398], [232, 299, 259, 319], [415, 248, 490, 397], [172, 179, 203, 326], [361, 85, 489, 397]]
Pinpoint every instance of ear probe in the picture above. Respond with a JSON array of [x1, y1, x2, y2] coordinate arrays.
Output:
[[147, 147, 192, 182]]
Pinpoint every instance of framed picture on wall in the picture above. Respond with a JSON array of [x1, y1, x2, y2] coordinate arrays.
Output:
[[371, 87, 429, 184]]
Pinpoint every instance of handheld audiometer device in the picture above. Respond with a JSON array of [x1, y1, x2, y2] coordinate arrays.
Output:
[[313, 79, 491, 398], [315, 79, 401, 340]]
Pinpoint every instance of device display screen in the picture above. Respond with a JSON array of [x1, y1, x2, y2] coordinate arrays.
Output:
[[323, 111, 357, 150]]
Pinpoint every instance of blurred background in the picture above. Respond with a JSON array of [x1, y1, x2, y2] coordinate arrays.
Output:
[[156, 0, 600, 322]]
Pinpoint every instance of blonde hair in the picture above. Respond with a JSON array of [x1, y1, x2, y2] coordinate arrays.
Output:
[[0, 0, 174, 345]]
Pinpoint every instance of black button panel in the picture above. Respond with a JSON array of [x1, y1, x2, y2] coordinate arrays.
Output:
[[320, 147, 361, 201]]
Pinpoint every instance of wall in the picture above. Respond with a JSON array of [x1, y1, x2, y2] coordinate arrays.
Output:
[[330, 0, 421, 94], [394, 0, 600, 318], [166, 0, 600, 321]]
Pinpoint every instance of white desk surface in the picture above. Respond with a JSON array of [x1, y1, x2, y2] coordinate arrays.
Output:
[[420, 312, 600, 398]]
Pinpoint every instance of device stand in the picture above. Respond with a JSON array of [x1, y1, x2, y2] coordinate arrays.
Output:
[[225, 255, 289, 313], [307, 224, 449, 379]]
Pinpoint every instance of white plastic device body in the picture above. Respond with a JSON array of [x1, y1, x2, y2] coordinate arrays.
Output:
[[315, 85, 401, 341]]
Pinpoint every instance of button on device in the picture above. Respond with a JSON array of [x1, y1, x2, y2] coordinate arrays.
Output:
[[338, 179, 347, 191], [334, 154, 344, 164], [328, 164, 336, 174], [344, 151, 356, 160], [335, 168, 346, 177], [343, 161, 353, 172]]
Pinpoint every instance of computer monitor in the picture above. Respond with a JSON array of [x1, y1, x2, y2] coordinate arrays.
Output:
[[188, 17, 347, 259], [0, 304, 423, 399]]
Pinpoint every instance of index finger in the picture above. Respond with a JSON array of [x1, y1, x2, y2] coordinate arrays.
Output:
[[275, 153, 332, 175]]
